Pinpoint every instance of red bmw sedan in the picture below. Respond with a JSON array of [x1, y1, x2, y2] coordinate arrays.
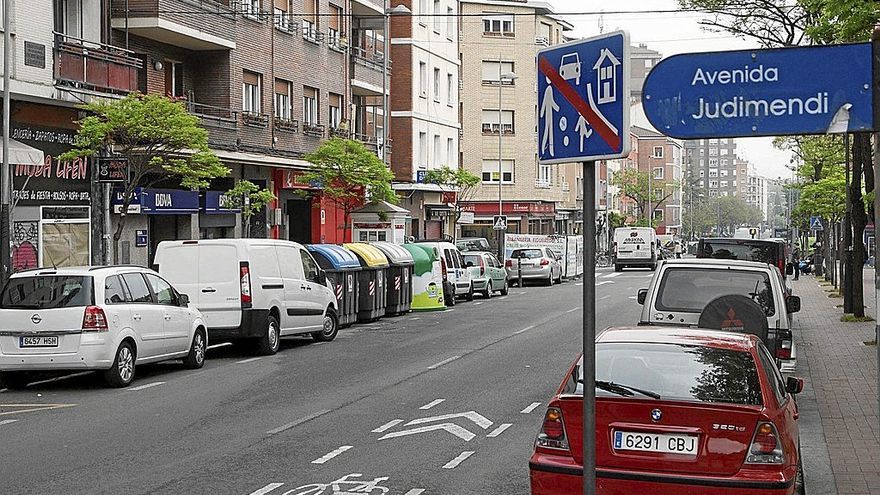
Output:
[[529, 327, 804, 495]]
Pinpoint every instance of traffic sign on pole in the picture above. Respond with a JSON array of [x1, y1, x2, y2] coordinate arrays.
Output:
[[492, 215, 507, 231], [537, 31, 631, 164], [643, 43, 874, 139], [810, 216, 824, 231]]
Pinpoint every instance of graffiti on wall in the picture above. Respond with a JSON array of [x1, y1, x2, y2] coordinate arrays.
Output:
[[12, 221, 39, 272]]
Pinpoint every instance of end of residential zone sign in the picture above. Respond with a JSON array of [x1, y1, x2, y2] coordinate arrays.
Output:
[[537, 31, 631, 164], [642, 43, 874, 139]]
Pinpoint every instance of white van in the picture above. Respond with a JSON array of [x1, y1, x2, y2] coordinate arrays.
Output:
[[413, 242, 473, 306], [154, 239, 338, 355], [612, 227, 658, 272]]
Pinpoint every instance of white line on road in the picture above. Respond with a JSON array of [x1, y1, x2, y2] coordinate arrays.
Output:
[[596, 281, 614, 286], [442, 451, 475, 469], [311, 445, 353, 464], [427, 355, 461, 370], [575, 283, 584, 286], [444, 309, 455, 313], [565, 308, 579, 314], [518, 291, 527, 295], [267, 409, 332, 435], [403, 490, 426, 495], [372, 419, 404, 433], [473, 302, 483, 305], [0, 388, 7, 394], [0, 419, 19, 426], [248, 483, 285, 495], [207, 342, 233, 350], [420, 398, 446, 410], [379, 423, 476, 442], [410, 317, 421, 320], [599, 295, 611, 300], [487, 423, 512, 438], [605, 272, 622, 278], [236, 357, 262, 364], [126, 381, 165, 392], [521, 402, 542, 414], [513, 325, 536, 335], [628, 296, 637, 299]]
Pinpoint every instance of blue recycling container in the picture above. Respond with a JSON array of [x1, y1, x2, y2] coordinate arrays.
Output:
[[307, 244, 362, 328]]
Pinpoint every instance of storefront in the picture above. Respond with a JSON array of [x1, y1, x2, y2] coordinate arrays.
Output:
[[201, 191, 240, 239], [275, 169, 350, 244], [459, 201, 558, 241], [112, 188, 200, 265]]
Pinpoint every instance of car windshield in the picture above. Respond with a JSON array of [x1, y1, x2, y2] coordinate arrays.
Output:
[[656, 268, 775, 316], [463, 255, 482, 266], [700, 241, 780, 265], [458, 239, 490, 251], [0, 275, 94, 309], [567, 343, 763, 406], [511, 249, 543, 259]]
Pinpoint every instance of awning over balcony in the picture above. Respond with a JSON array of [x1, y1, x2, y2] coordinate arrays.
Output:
[[2, 139, 45, 165], [111, 18, 236, 50]]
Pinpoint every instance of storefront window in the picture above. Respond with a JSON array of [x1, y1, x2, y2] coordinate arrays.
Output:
[[40, 207, 90, 268]]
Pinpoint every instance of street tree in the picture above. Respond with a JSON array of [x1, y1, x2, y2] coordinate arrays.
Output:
[[301, 138, 397, 238], [224, 180, 277, 238], [60, 94, 227, 264], [422, 166, 480, 225], [610, 168, 679, 227]]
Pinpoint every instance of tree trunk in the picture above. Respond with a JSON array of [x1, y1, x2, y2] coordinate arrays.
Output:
[[850, 133, 871, 317]]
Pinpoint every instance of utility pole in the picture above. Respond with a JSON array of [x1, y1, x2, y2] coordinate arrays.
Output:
[[844, 132, 853, 313], [871, 27, 880, 439], [1, 0, 12, 284]]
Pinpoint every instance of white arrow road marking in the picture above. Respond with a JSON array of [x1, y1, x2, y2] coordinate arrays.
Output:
[[403, 490, 426, 495], [427, 355, 460, 370], [126, 381, 165, 391], [420, 398, 445, 410], [236, 357, 262, 364], [521, 402, 542, 414], [405, 411, 493, 429], [442, 451, 475, 469], [0, 419, 19, 426], [487, 423, 512, 438], [372, 419, 404, 433], [248, 483, 284, 495], [311, 445, 353, 464], [379, 423, 476, 442]]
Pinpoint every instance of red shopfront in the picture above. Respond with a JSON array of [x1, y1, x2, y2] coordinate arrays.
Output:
[[274, 169, 353, 244], [460, 201, 557, 233]]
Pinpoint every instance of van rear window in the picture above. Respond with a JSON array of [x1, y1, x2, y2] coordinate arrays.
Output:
[[1, 276, 94, 309], [699, 241, 780, 265]]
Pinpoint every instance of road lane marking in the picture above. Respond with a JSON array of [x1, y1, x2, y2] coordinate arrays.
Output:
[[267, 409, 332, 435], [575, 283, 584, 286], [0, 403, 76, 416], [427, 355, 461, 370], [248, 483, 284, 495], [473, 302, 483, 305], [605, 272, 621, 278], [0, 388, 6, 394], [0, 419, 19, 426], [514, 325, 536, 335], [406, 411, 493, 429], [126, 381, 165, 392], [207, 342, 233, 350], [420, 398, 446, 410], [596, 281, 614, 286], [487, 423, 512, 438], [311, 445, 353, 464], [27, 371, 92, 387], [379, 423, 475, 442], [236, 357, 262, 364], [518, 291, 527, 295], [403, 490, 426, 495], [521, 402, 542, 414], [565, 308, 579, 313], [410, 317, 421, 320], [372, 419, 404, 433], [628, 296, 637, 299], [442, 451, 475, 469], [599, 295, 611, 300]]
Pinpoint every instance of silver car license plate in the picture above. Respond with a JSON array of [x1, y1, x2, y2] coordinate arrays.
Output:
[[19, 336, 59, 348]]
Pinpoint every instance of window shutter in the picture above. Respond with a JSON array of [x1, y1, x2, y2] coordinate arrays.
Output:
[[243, 71, 260, 86], [329, 5, 341, 30], [274, 79, 289, 95], [274, 0, 288, 11]]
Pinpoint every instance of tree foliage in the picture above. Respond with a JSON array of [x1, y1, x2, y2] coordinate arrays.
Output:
[[678, 0, 820, 47], [684, 196, 764, 236], [60, 93, 227, 263], [225, 180, 277, 238], [423, 166, 480, 222], [611, 168, 680, 225]]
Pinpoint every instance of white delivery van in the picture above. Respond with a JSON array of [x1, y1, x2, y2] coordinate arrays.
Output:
[[612, 227, 658, 272], [154, 239, 339, 355]]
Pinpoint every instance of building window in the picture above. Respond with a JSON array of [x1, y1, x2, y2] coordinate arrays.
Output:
[[274, 79, 291, 120], [708, 147, 718, 156], [699, 149, 705, 156], [538, 164, 551, 186], [721, 180, 729, 188], [446, 7, 454, 39], [720, 158, 729, 166], [433, 135, 441, 166], [329, 93, 342, 129], [165, 61, 184, 97], [481, 61, 515, 84], [303, 86, 318, 125], [419, 132, 428, 168], [653, 209, 664, 221], [419, 62, 427, 97], [720, 148, 729, 155], [418, 0, 428, 25], [481, 110, 514, 134], [652, 167, 664, 179], [699, 170, 705, 178], [720, 169, 728, 177], [708, 139, 718, 145], [433, 67, 441, 102], [433, 0, 441, 32], [302, 0, 319, 40], [274, 0, 291, 31], [242, 71, 261, 114], [447, 138, 455, 167], [709, 180, 718, 188], [481, 159, 514, 183], [243, 0, 260, 18], [709, 190, 718, 197], [447, 73, 454, 107], [708, 158, 718, 166], [709, 169, 718, 177], [652, 146, 664, 158], [483, 14, 514, 36], [328, 4, 342, 46], [732, 169, 737, 176], [698, 180, 704, 187]]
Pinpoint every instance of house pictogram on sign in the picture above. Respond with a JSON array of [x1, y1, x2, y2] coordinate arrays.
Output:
[[593, 48, 621, 104]]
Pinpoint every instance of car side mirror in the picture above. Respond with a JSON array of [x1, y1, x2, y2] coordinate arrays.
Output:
[[786, 295, 801, 314], [178, 294, 190, 307], [637, 288, 648, 305], [786, 376, 804, 395], [318, 269, 327, 285]]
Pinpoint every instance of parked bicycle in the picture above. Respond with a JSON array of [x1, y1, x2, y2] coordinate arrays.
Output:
[[596, 250, 613, 268]]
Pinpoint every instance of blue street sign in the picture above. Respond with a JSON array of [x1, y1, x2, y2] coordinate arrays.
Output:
[[643, 43, 873, 139], [416, 170, 427, 183], [537, 31, 631, 164], [810, 216, 824, 231]]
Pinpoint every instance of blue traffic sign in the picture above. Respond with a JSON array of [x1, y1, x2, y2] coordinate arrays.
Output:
[[537, 31, 631, 164], [643, 43, 874, 139], [810, 216, 824, 231]]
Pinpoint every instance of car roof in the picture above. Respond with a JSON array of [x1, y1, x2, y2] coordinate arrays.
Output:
[[701, 237, 782, 245], [10, 265, 151, 278], [661, 258, 773, 270], [597, 326, 758, 352]]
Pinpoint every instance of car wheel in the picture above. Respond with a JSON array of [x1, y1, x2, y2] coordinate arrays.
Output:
[[312, 309, 339, 342], [555, 270, 563, 284], [104, 341, 136, 388], [183, 328, 207, 369], [445, 289, 456, 307], [0, 372, 31, 390], [500, 279, 509, 296], [545, 273, 553, 286], [256, 314, 281, 355], [465, 284, 475, 301], [483, 281, 493, 299], [614, 264, 622, 272]]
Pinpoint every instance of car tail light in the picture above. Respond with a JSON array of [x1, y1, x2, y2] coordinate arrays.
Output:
[[240, 263, 253, 308], [535, 407, 570, 451], [777, 258, 785, 273], [540, 258, 550, 266], [82, 306, 109, 332], [776, 340, 792, 360], [746, 422, 784, 464], [478, 257, 485, 276], [440, 257, 448, 280], [505, 259, 513, 268]]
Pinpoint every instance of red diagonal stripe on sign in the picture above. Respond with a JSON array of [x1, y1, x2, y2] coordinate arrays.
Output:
[[538, 56, 620, 151]]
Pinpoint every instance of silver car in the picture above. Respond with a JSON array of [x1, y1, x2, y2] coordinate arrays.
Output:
[[506, 247, 563, 286]]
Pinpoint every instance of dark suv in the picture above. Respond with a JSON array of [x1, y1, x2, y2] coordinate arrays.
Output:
[[697, 238, 789, 278]]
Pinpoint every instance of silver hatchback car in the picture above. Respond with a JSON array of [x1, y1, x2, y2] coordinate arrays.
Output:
[[505, 247, 563, 286]]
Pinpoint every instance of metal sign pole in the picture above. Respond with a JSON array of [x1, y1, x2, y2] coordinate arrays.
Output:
[[582, 161, 596, 495], [1, 0, 12, 285], [872, 27, 880, 441]]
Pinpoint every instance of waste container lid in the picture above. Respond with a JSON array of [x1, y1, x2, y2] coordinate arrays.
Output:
[[344, 243, 390, 268], [371, 242, 415, 266], [306, 244, 362, 271], [401, 244, 437, 275]]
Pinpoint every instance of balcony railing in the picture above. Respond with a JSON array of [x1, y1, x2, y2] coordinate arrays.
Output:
[[54, 32, 143, 95], [302, 22, 326, 43], [275, 117, 299, 133], [535, 36, 550, 46], [351, 47, 386, 70], [482, 123, 514, 134], [242, 111, 270, 128], [535, 179, 551, 189], [186, 100, 239, 129], [330, 127, 351, 138], [303, 123, 325, 137]]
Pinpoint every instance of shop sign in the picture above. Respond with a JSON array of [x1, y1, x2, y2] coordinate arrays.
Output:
[[204, 191, 241, 214], [135, 230, 148, 247], [459, 202, 557, 217], [10, 124, 90, 205], [113, 188, 200, 215], [281, 170, 320, 189], [97, 157, 129, 183]]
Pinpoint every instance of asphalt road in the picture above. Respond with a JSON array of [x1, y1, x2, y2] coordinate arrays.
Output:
[[0, 268, 655, 495]]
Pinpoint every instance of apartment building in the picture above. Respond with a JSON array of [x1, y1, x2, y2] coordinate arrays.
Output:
[[457, 0, 572, 246], [629, 43, 661, 103], [388, 0, 460, 240], [683, 138, 745, 199], [631, 126, 682, 235], [747, 171, 768, 221]]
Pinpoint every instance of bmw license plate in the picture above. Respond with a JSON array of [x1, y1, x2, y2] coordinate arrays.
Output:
[[19, 336, 59, 348], [614, 430, 698, 455]]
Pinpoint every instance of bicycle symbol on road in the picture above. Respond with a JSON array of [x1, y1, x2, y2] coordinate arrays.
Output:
[[266, 473, 424, 495]]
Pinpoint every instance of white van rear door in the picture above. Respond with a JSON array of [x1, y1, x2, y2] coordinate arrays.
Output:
[[197, 244, 242, 329]]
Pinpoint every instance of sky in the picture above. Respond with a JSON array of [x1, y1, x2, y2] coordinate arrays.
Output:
[[549, 0, 797, 180]]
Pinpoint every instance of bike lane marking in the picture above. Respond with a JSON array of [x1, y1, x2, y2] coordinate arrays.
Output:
[[442, 451, 475, 469], [372, 419, 404, 433], [419, 398, 445, 410], [427, 355, 460, 370], [0, 419, 19, 426], [311, 445, 353, 465], [403, 490, 426, 495], [267, 409, 331, 435], [487, 423, 512, 438], [248, 483, 284, 495], [521, 402, 542, 414]]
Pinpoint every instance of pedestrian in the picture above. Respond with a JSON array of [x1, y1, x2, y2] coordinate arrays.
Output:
[[673, 241, 683, 259], [791, 245, 800, 280]]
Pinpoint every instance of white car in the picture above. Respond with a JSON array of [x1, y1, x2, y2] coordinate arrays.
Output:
[[559, 53, 581, 86], [0, 266, 207, 389]]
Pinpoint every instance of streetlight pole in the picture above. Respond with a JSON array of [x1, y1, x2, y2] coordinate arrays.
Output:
[[1, 0, 12, 283], [497, 63, 517, 259]]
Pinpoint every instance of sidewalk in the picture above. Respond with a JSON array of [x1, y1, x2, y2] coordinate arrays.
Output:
[[794, 270, 880, 495]]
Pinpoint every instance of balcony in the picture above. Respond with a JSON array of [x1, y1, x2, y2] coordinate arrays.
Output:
[[535, 179, 551, 189], [275, 117, 299, 133], [186, 100, 238, 130], [351, 47, 386, 96], [241, 111, 270, 128], [110, 0, 236, 50], [54, 33, 143, 95], [330, 127, 351, 139], [303, 123, 325, 138]]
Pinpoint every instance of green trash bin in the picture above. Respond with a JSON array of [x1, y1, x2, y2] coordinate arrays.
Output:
[[401, 244, 446, 312], [344, 243, 390, 322], [372, 242, 414, 316]]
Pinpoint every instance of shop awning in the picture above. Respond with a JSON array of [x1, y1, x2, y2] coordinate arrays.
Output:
[[3, 139, 45, 165]]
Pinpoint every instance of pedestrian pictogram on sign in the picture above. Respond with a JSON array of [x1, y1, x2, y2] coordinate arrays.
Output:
[[810, 216, 824, 231], [493, 215, 507, 231]]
